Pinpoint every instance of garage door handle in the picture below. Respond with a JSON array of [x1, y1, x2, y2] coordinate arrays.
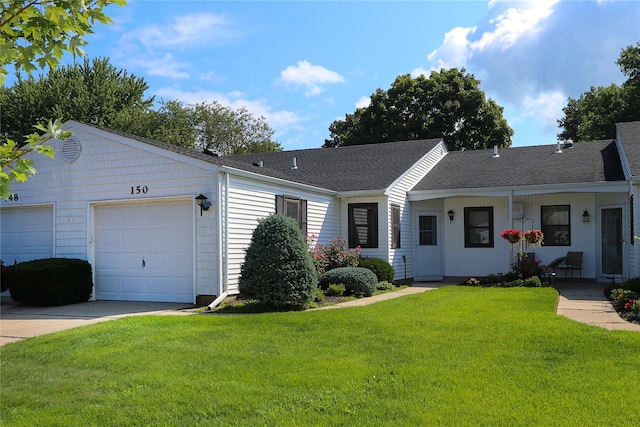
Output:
[[142, 258, 145, 268]]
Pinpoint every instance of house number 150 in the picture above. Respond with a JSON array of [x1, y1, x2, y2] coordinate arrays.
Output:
[[130, 185, 149, 195]]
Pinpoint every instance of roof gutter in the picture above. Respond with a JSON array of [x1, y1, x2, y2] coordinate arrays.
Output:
[[336, 189, 387, 199], [408, 180, 628, 201]]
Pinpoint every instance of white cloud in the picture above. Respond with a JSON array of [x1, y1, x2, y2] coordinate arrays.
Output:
[[127, 13, 235, 49], [127, 53, 190, 79], [280, 60, 345, 96], [355, 96, 370, 109], [199, 71, 225, 84], [427, 26, 475, 70], [473, 1, 557, 51], [521, 89, 566, 131], [427, 1, 558, 70]]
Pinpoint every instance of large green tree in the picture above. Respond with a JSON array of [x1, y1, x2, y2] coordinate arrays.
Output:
[[324, 68, 514, 151], [114, 100, 282, 155], [558, 42, 640, 142], [1, 57, 153, 144], [0, 0, 126, 199]]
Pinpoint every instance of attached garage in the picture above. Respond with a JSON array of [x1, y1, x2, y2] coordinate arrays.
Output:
[[0, 205, 54, 265], [93, 199, 195, 303]]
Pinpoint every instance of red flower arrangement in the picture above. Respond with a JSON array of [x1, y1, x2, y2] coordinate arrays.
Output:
[[524, 229, 544, 247], [500, 228, 521, 244]]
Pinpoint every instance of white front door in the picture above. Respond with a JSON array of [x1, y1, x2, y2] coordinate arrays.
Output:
[[414, 212, 443, 281], [94, 199, 194, 303]]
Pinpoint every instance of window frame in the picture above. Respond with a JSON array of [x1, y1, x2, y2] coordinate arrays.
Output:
[[348, 203, 379, 249], [541, 205, 571, 246], [275, 195, 307, 234], [464, 206, 494, 248], [391, 204, 401, 249]]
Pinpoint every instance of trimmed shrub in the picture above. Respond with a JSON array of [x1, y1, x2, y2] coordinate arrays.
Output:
[[6, 258, 92, 306], [376, 281, 394, 291], [239, 214, 317, 307], [358, 257, 395, 282], [327, 283, 346, 296], [318, 267, 378, 297], [315, 288, 325, 302]]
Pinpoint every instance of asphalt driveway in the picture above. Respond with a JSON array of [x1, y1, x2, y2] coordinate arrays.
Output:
[[0, 297, 193, 345]]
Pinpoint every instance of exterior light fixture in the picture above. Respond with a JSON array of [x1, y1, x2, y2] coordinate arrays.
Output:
[[195, 194, 211, 216], [447, 209, 455, 223], [582, 209, 590, 222]]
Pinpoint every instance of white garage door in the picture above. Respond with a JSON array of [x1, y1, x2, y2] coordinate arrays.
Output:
[[0, 206, 54, 265], [95, 200, 194, 303]]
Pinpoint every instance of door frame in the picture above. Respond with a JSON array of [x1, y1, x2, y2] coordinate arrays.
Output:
[[413, 210, 443, 281], [597, 204, 626, 281]]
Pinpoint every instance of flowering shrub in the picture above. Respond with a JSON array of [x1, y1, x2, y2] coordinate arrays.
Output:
[[500, 228, 521, 244], [608, 287, 639, 322], [463, 277, 480, 286], [515, 257, 545, 278], [307, 235, 360, 276], [524, 229, 544, 247]]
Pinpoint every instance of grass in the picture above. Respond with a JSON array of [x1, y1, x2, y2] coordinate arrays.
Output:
[[2, 286, 640, 426]]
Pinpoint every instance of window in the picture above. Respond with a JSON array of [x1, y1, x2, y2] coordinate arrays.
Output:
[[391, 204, 401, 248], [348, 203, 378, 248], [275, 195, 307, 234], [418, 215, 437, 246], [464, 207, 494, 248], [541, 205, 570, 246]]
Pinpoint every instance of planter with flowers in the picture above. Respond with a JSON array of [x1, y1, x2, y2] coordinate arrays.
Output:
[[500, 227, 544, 278]]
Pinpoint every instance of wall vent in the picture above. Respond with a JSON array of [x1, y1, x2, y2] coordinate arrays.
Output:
[[62, 137, 81, 163]]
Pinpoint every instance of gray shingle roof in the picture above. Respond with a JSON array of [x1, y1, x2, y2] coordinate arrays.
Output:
[[229, 139, 443, 192], [616, 121, 640, 177], [412, 139, 624, 192]]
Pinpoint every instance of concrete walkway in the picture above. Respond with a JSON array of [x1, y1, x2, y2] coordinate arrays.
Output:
[[1, 282, 637, 345], [555, 282, 640, 331], [0, 298, 191, 346]]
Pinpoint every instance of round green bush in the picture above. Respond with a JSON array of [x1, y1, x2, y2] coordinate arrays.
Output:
[[318, 267, 378, 297], [358, 257, 395, 282], [239, 214, 317, 307]]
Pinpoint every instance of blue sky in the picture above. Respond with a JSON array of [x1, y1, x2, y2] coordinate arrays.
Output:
[[34, 1, 640, 149]]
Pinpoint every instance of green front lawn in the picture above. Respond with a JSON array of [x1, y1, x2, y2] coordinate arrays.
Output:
[[2, 287, 639, 426]]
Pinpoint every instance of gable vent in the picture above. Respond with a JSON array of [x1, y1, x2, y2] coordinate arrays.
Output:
[[62, 137, 81, 163]]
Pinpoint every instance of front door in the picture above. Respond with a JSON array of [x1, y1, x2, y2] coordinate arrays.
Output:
[[414, 212, 443, 281], [601, 207, 623, 278]]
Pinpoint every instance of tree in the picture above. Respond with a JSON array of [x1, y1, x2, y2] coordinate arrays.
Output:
[[114, 100, 283, 155], [558, 42, 640, 142], [324, 68, 514, 151], [1, 57, 153, 144], [0, 0, 126, 199], [239, 214, 317, 307]]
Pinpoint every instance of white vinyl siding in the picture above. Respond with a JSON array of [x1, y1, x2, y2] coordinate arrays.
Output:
[[225, 175, 339, 294]]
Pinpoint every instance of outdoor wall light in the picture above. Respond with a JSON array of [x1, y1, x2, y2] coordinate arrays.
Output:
[[582, 209, 590, 222], [447, 209, 455, 223], [195, 194, 211, 216]]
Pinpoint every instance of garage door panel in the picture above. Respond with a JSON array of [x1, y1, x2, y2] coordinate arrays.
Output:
[[95, 200, 194, 303], [0, 206, 53, 264]]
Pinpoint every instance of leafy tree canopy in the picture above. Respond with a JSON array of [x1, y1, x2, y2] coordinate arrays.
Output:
[[0, 0, 126, 199], [1, 57, 153, 144], [113, 100, 283, 155], [558, 42, 640, 142], [324, 68, 514, 151]]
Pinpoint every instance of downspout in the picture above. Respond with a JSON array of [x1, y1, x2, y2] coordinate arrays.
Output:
[[209, 171, 229, 310]]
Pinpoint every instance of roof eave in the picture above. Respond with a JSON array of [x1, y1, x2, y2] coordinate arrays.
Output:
[[408, 181, 628, 201]]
